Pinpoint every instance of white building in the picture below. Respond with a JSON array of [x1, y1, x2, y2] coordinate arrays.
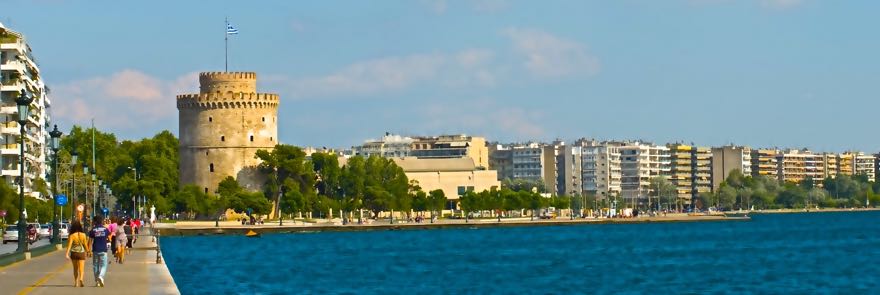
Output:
[[618, 141, 670, 204], [0, 23, 51, 199], [490, 142, 558, 193], [577, 139, 622, 200]]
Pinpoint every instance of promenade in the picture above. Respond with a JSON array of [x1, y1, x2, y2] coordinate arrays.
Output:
[[0, 228, 179, 295]]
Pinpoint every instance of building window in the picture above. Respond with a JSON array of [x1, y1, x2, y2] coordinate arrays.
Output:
[[205, 151, 209, 156], [221, 136, 225, 142], [210, 163, 214, 172], [250, 135, 254, 142], [208, 117, 213, 122], [262, 117, 265, 122], [270, 137, 273, 142]]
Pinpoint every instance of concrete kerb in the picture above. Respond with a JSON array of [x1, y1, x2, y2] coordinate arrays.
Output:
[[0, 243, 62, 267]]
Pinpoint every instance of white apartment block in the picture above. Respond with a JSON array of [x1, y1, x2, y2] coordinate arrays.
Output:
[[0, 23, 51, 199], [618, 141, 671, 203], [490, 142, 558, 192], [577, 139, 622, 199]]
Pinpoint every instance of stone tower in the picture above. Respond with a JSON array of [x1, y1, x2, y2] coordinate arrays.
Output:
[[177, 72, 279, 194]]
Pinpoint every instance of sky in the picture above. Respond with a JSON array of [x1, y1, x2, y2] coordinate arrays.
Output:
[[3, 0, 879, 152]]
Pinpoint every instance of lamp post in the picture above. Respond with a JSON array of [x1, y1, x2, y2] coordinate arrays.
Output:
[[82, 164, 89, 221], [15, 91, 33, 253], [49, 125, 62, 244], [91, 170, 96, 219], [128, 166, 137, 219], [70, 150, 78, 220]]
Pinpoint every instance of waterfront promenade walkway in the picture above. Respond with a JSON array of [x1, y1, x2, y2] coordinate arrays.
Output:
[[0, 228, 179, 295]]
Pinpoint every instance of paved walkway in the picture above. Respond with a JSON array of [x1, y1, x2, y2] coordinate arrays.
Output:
[[0, 228, 178, 295]]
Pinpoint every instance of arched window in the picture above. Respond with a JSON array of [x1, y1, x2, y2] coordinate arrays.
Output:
[[221, 136, 225, 142], [210, 163, 214, 172], [250, 135, 254, 142], [208, 117, 213, 122], [262, 117, 266, 122]]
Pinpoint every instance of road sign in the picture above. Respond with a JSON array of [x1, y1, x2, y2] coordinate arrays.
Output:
[[77, 204, 85, 212], [56, 194, 68, 206]]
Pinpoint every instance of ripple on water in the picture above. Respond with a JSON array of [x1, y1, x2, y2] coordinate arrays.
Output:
[[163, 211, 880, 294]]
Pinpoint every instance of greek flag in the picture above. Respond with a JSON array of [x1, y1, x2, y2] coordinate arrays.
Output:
[[226, 23, 239, 35]]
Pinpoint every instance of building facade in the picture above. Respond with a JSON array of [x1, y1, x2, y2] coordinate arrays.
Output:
[[668, 144, 713, 204], [751, 149, 779, 179], [177, 72, 279, 194], [0, 23, 51, 199], [390, 157, 500, 205], [489, 142, 558, 193], [619, 141, 670, 204], [577, 139, 622, 200], [775, 149, 827, 185], [354, 134, 489, 169], [838, 152, 876, 182], [711, 145, 752, 190], [555, 142, 582, 196]]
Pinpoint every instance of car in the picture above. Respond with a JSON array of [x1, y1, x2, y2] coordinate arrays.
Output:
[[59, 223, 70, 240], [3, 225, 18, 244], [38, 224, 51, 238]]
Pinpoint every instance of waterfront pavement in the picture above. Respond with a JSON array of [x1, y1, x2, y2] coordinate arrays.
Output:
[[0, 239, 50, 255], [0, 227, 179, 295]]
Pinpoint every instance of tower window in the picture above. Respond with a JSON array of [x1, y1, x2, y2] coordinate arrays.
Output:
[[270, 137, 273, 142], [262, 117, 265, 122], [210, 163, 214, 172], [209, 117, 213, 122], [205, 151, 209, 156], [250, 135, 254, 142], [221, 136, 225, 142], [205, 187, 209, 194]]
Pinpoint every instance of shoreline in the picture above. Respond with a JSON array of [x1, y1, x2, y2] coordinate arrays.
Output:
[[156, 214, 750, 236]]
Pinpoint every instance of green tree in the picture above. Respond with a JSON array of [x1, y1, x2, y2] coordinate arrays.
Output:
[[427, 189, 446, 222]]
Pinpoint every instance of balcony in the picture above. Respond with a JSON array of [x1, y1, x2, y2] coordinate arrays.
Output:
[[1, 143, 20, 155]]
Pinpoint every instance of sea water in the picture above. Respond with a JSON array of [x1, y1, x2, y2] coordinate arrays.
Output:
[[162, 211, 880, 294]]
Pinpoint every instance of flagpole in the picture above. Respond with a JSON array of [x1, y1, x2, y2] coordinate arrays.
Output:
[[225, 17, 228, 72]]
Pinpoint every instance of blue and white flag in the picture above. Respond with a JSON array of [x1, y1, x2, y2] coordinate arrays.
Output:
[[226, 23, 239, 35]]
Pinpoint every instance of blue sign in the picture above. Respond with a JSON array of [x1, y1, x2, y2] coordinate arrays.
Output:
[[102, 208, 109, 215], [56, 194, 68, 206]]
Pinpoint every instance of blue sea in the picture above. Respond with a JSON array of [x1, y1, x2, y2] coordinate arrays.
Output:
[[162, 211, 880, 294]]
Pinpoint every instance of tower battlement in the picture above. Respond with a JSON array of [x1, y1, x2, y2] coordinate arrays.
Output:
[[176, 93, 279, 109], [199, 71, 257, 93]]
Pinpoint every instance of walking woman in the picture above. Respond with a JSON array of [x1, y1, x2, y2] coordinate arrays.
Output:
[[114, 219, 126, 263], [65, 221, 88, 287]]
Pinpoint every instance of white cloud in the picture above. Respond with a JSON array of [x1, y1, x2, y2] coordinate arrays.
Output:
[[473, 0, 508, 12], [504, 28, 600, 78], [421, 98, 545, 139], [760, 0, 803, 9], [53, 70, 197, 131], [421, 0, 447, 14], [287, 49, 496, 98]]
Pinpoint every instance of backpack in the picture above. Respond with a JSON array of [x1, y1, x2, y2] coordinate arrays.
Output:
[[71, 233, 85, 253]]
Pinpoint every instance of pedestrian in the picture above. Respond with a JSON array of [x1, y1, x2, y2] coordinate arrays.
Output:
[[113, 219, 127, 263], [123, 218, 133, 253], [88, 215, 111, 287], [107, 217, 118, 263], [65, 221, 88, 287]]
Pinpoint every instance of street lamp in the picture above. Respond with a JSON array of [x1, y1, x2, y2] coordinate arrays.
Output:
[[70, 150, 78, 220], [82, 164, 89, 221], [49, 125, 62, 244], [91, 170, 96, 219], [128, 166, 137, 219], [15, 91, 33, 253]]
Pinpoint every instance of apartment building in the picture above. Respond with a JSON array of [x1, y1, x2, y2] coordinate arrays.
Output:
[[490, 142, 557, 193], [775, 149, 827, 185], [711, 145, 751, 190], [667, 144, 712, 205], [353, 133, 489, 169], [618, 141, 670, 205], [838, 152, 876, 182], [750, 149, 779, 179], [577, 139, 622, 200], [555, 142, 582, 196], [0, 23, 51, 199]]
